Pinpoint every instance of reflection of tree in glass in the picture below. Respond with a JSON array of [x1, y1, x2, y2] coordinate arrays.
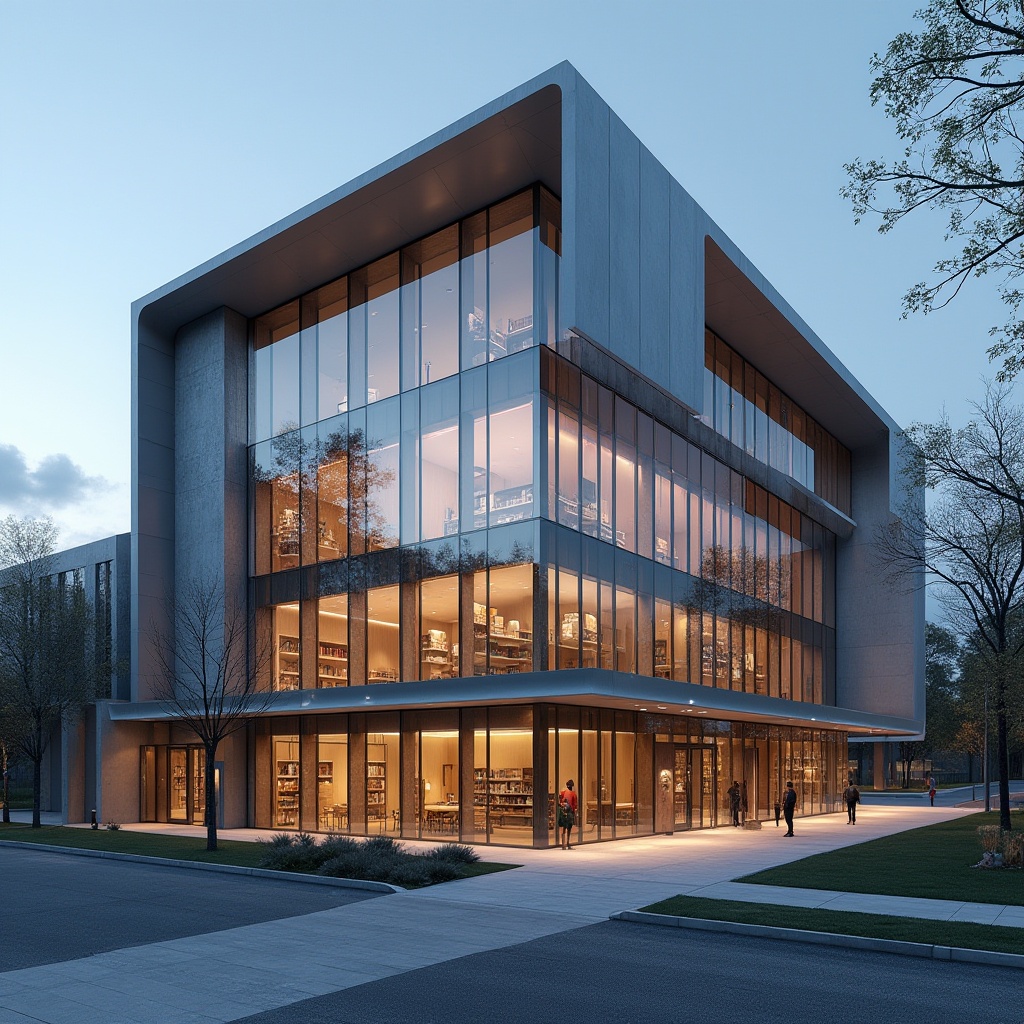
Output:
[[252, 426, 398, 556], [319, 426, 396, 552]]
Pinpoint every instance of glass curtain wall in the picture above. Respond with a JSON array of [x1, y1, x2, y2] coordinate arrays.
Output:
[[701, 330, 852, 513], [251, 186, 558, 574], [253, 710, 843, 845]]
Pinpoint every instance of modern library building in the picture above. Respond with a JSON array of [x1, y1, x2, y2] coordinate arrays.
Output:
[[98, 64, 924, 846]]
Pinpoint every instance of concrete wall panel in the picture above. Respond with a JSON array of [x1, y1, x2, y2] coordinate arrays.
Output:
[[565, 75, 610, 346], [608, 112, 641, 368], [639, 146, 670, 379], [836, 432, 924, 725]]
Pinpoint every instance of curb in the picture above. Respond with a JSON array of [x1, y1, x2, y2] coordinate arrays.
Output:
[[0, 839, 403, 893], [610, 911, 1024, 971]]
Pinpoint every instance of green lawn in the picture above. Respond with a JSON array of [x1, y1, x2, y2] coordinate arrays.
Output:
[[0, 824, 267, 865], [739, 812, 1023, 905], [638, 895, 1024, 956], [0, 823, 514, 883]]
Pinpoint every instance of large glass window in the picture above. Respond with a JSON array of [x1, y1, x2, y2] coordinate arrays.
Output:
[[319, 280, 350, 420], [317, 595, 349, 688], [420, 378, 460, 541], [365, 398, 400, 551], [402, 226, 459, 390], [420, 575, 459, 681], [318, 733, 349, 831], [488, 356, 534, 528], [476, 711, 534, 847], [702, 330, 851, 512], [488, 192, 535, 359], [273, 734, 300, 828], [253, 302, 299, 441], [316, 415, 349, 562], [363, 254, 400, 404], [366, 730, 399, 831], [272, 603, 301, 691], [366, 585, 400, 683]]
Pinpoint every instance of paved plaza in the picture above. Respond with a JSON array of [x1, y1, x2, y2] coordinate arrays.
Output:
[[0, 802, 1021, 1022]]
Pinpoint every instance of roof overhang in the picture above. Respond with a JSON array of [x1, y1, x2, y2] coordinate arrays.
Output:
[[133, 76, 564, 343], [704, 237, 897, 451], [107, 670, 920, 737]]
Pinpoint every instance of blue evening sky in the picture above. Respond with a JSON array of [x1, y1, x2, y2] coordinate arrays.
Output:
[[0, 1, 1005, 547]]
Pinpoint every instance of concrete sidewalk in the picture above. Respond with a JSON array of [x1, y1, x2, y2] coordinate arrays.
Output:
[[0, 803, 1019, 1023]]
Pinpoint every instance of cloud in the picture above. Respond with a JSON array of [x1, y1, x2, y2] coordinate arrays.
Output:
[[0, 444, 111, 511]]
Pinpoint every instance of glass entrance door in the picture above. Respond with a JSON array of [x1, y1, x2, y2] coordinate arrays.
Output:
[[190, 748, 206, 826], [672, 745, 691, 829], [672, 745, 716, 830], [169, 747, 188, 822]]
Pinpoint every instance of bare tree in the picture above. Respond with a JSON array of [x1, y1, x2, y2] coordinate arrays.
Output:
[[879, 385, 1024, 829], [149, 576, 274, 851], [0, 516, 97, 828]]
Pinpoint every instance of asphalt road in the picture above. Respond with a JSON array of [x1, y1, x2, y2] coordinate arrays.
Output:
[[0, 847, 379, 971], [235, 920, 1024, 1024]]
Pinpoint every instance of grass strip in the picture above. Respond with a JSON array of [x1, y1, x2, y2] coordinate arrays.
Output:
[[740, 811, 1024, 906], [0, 824, 514, 882], [640, 895, 1024, 956], [0, 824, 268, 865]]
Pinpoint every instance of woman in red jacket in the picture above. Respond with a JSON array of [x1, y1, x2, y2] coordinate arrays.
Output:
[[558, 779, 578, 849]]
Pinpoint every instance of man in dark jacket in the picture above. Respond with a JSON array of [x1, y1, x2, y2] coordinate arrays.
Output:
[[782, 780, 797, 836], [727, 780, 741, 826], [843, 783, 860, 823]]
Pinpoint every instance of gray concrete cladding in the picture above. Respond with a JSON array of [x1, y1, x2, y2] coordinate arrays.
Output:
[[130, 61, 924, 730]]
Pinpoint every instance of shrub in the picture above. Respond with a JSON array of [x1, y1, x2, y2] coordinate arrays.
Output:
[[425, 842, 480, 865], [257, 831, 325, 873], [363, 835, 404, 858], [105, 821, 121, 831], [977, 825, 1002, 853], [318, 834, 359, 860], [263, 831, 480, 887], [1001, 831, 1024, 868]]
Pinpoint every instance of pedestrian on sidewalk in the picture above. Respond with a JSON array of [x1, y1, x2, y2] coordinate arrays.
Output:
[[843, 782, 860, 823], [928, 775, 937, 806], [740, 780, 749, 825], [782, 780, 796, 836], [773, 798, 781, 827], [558, 779, 578, 849], [727, 780, 741, 826]]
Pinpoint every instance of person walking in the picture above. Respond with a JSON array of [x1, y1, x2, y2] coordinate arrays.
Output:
[[782, 780, 797, 836], [558, 779, 578, 849], [843, 782, 860, 823], [928, 775, 937, 806], [773, 798, 781, 827], [740, 780, 749, 825], [727, 780, 741, 826]]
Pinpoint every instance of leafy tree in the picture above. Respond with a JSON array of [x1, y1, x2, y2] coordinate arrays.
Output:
[[898, 739, 920, 789], [844, 1, 1024, 376], [0, 516, 98, 828], [953, 717, 986, 779], [148, 576, 273, 851], [924, 623, 963, 758], [879, 385, 1024, 828]]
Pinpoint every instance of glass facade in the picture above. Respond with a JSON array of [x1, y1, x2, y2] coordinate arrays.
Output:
[[245, 183, 848, 842], [250, 707, 844, 846], [702, 329, 852, 514]]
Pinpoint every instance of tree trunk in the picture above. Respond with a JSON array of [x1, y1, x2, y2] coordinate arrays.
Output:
[[31, 722, 42, 829], [997, 707, 1012, 832], [205, 743, 218, 852], [2, 743, 9, 824]]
